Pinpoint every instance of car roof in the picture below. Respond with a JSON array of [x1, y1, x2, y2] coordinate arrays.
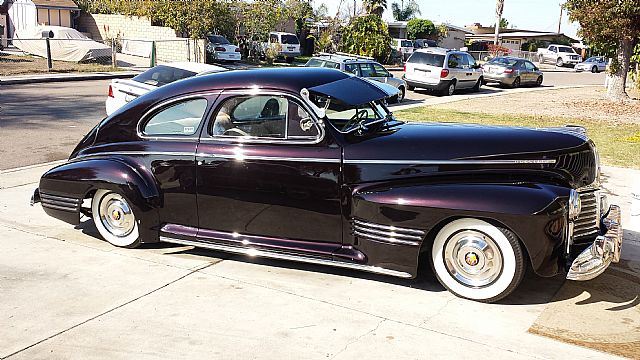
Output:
[[270, 31, 297, 36], [414, 47, 450, 55], [311, 55, 374, 64], [161, 62, 227, 74]]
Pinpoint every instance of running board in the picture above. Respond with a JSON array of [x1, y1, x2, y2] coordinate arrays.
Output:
[[160, 236, 413, 278]]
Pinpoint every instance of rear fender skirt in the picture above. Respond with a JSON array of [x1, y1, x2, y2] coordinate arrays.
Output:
[[348, 182, 571, 277], [38, 159, 160, 242]]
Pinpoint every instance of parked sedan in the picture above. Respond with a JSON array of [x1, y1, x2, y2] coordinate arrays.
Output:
[[575, 56, 607, 73], [206, 35, 242, 62], [105, 62, 226, 116], [482, 57, 543, 88], [33, 67, 622, 303]]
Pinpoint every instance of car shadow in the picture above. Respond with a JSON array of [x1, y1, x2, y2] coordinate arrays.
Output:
[[74, 218, 639, 306]]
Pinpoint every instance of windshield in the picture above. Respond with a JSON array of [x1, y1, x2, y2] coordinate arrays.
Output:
[[488, 57, 518, 66], [132, 65, 197, 87], [558, 47, 575, 53], [281, 34, 300, 44], [408, 52, 445, 67], [208, 35, 230, 45], [310, 95, 389, 133]]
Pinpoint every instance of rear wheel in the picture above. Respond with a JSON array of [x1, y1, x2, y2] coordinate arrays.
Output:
[[511, 77, 521, 88], [442, 81, 456, 96], [591, 65, 599, 73], [92, 189, 141, 248], [431, 218, 526, 302]]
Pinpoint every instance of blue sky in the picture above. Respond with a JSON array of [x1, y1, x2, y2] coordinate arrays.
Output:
[[320, 0, 581, 39]]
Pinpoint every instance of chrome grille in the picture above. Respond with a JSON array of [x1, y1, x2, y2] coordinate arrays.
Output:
[[573, 191, 599, 239], [352, 219, 425, 246], [40, 192, 81, 212]]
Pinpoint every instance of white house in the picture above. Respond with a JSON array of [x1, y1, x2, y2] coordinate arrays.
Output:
[[6, 0, 78, 38]]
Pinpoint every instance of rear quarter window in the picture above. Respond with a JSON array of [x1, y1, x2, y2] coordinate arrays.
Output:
[[281, 35, 299, 44]]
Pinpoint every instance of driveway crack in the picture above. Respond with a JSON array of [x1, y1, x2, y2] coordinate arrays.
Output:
[[330, 318, 386, 359], [1, 262, 216, 359]]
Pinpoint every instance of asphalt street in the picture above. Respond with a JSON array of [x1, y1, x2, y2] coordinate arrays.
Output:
[[0, 71, 606, 170]]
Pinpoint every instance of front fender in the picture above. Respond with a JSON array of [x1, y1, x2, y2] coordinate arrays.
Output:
[[38, 158, 160, 242], [350, 182, 570, 277]]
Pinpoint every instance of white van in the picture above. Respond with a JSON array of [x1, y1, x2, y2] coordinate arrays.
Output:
[[392, 38, 414, 61], [266, 32, 301, 63]]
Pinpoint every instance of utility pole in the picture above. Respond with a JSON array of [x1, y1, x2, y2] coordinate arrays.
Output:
[[354, 0, 356, 17], [557, 5, 563, 34], [494, 0, 504, 45]]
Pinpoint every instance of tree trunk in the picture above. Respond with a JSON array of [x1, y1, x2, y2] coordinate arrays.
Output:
[[607, 37, 632, 101]]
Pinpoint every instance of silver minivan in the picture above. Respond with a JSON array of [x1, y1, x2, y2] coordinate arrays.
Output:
[[403, 48, 483, 96]]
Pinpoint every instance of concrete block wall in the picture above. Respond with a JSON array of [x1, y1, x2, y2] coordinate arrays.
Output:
[[77, 13, 205, 63]]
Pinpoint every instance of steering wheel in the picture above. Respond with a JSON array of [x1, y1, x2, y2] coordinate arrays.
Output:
[[341, 109, 369, 131], [223, 128, 249, 137]]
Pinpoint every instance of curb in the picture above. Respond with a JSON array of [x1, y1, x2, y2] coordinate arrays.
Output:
[[0, 160, 66, 174], [0, 71, 139, 85]]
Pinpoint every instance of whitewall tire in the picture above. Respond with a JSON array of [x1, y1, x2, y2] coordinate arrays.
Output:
[[92, 189, 141, 248], [431, 218, 525, 302]]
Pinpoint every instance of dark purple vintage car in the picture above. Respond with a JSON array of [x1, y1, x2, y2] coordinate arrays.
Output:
[[32, 67, 622, 302]]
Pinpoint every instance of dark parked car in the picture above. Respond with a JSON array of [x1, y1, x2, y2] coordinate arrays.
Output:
[[32, 67, 622, 303]]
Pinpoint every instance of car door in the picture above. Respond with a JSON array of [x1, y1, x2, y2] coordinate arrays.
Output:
[[368, 62, 391, 84], [465, 54, 481, 84], [547, 46, 557, 62], [523, 61, 538, 83], [448, 53, 470, 88], [195, 92, 343, 250]]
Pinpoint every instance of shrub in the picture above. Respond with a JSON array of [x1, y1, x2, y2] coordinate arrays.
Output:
[[407, 19, 436, 40], [341, 14, 391, 62]]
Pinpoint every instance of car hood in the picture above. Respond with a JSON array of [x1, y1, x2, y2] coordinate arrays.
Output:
[[343, 122, 596, 188]]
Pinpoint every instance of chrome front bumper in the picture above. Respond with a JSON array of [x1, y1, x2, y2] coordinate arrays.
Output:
[[566, 205, 622, 281]]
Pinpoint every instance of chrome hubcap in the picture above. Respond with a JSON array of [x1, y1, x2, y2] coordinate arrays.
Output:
[[99, 193, 134, 237], [448, 84, 455, 95], [444, 230, 503, 288]]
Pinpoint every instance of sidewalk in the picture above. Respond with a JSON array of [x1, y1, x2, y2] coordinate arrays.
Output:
[[0, 71, 140, 85], [0, 161, 637, 359]]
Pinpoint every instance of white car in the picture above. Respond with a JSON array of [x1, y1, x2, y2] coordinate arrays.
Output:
[[106, 62, 226, 116], [262, 32, 301, 63], [392, 38, 414, 61], [574, 56, 608, 73], [206, 35, 242, 62]]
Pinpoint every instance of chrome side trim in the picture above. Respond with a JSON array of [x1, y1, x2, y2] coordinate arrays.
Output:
[[159, 236, 413, 278], [344, 159, 556, 165], [77, 151, 195, 159], [40, 193, 81, 212], [352, 219, 425, 247], [196, 153, 340, 163]]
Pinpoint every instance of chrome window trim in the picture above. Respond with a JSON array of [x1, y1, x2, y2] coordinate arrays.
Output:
[[196, 153, 340, 163], [344, 159, 557, 165], [136, 91, 222, 141], [202, 90, 325, 145]]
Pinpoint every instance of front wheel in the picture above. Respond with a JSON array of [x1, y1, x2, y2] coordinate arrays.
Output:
[[431, 218, 526, 302], [535, 76, 543, 86], [92, 189, 141, 248], [396, 86, 405, 103], [472, 78, 482, 92], [556, 57, 564, 67], [591, 66, 599, 73], [407, 84, 415, 91]]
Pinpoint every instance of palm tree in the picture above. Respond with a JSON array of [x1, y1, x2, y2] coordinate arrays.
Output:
[[364, 0, 387, 17], [494, 0, 505, 44], [391, 0, 421, 21]]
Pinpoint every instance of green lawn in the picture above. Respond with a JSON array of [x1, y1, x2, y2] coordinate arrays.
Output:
[[395, 107, 640, 169]]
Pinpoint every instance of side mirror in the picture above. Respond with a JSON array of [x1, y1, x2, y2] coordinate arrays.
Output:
[[387, 73, 394, 78], [42, 30, 54, 38]]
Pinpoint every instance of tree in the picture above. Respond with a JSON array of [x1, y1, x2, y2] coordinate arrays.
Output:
[[341, 14, 391, 62], [494, 0, 504, 45], [391, 0, 420, 21], [407, 19, 436, 40], [565, 0, 640, 100], [499, 17, 509, 29], [363, 0, 387, 17]]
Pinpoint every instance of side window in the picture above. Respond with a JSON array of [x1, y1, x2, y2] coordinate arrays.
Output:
[[211, 95, 320, 141], [524, 61, 536, 70], [549, 46, 557, 52], [372, 63, 389, 77], [359, 63, 375, 77], [344, 63, 359, 75], [323, 61, 340, 69], [269, 34, 278, 43], [465, 54, 477, 68], [143, 98, 208, 136], [448, 54, 464, 69]]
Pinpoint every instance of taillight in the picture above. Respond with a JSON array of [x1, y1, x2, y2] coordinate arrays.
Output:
[[108, 85, 114, 98], [403, 63, 406, 72], [214, 46, 226, 52], [235, 48, 241, 52], [440, 69, 449, 78], [504, 68, 514, 74]]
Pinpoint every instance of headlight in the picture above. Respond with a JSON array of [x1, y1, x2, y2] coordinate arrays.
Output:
[[569, 189, 581, 220]]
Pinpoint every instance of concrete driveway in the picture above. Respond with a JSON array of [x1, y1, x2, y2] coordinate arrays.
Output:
[[0, 162, 638, 359]]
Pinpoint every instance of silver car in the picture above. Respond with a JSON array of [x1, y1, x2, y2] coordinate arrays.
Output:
[[575, 56, 607, 73], [482, 57, 543, 88], [304, 54, 407, 102]]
